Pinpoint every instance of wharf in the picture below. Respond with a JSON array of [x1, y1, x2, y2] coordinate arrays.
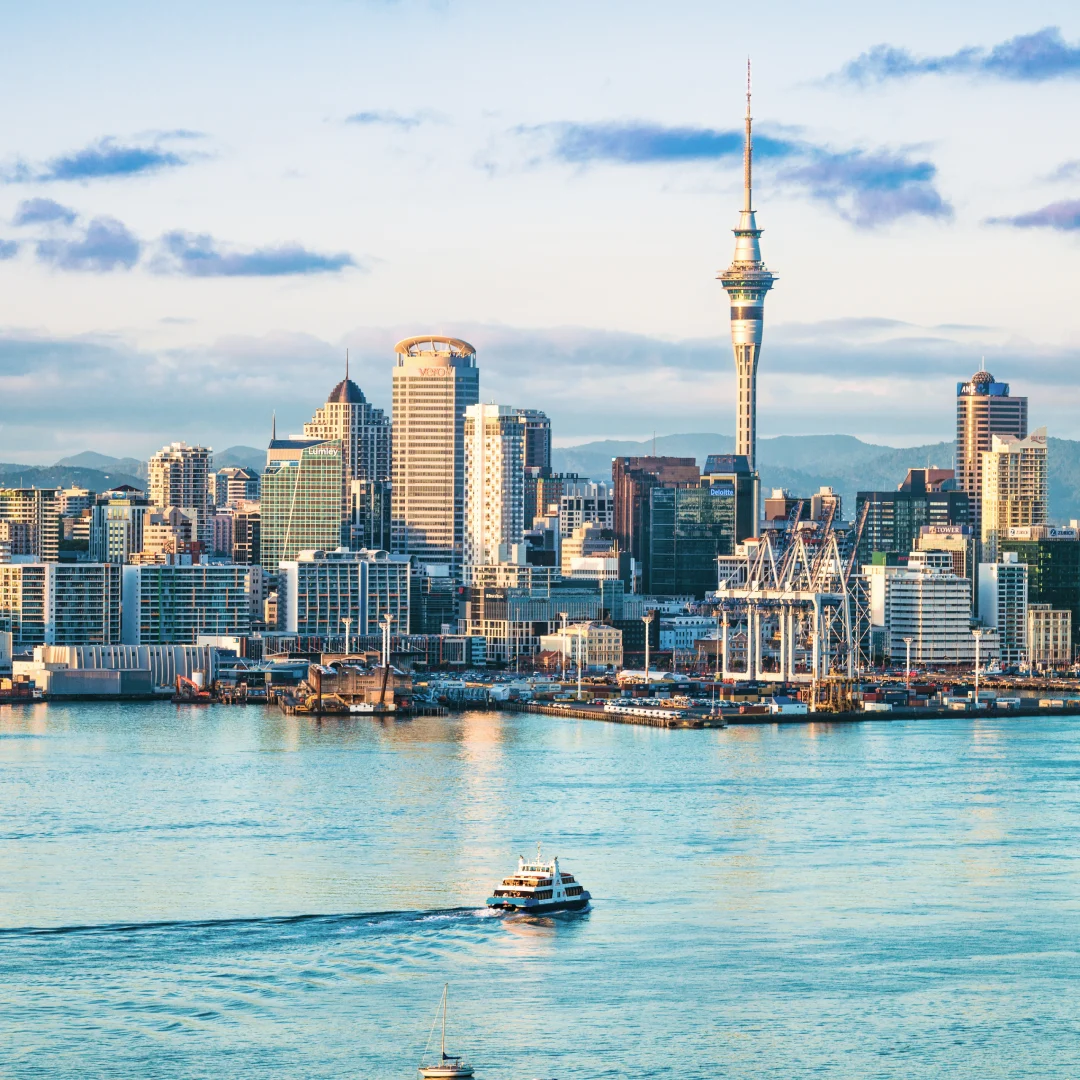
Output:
[[509, 700, 725, 729]]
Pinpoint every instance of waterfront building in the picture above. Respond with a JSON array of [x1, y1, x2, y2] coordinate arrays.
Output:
[[917, 525, 977, 591], [303, 365, 392, 522], [409, 562, 457, 636], [121, 564, 251, 644], [718, 68, 776, 474], [464, 558, 561, 592], [612, 457, 700, 566], [1027, 604, 1072, 669], [212, 467, 260, 507], [659, 615, 718, 653], [957, 368, 1027, 539], [644, 486, 738, 599], [147, 443, 213, 542], [559, 482, 613, 539], [980, 428, 1048, 562], [856, 470, 970, 567], [978, 552, 1029, 667], [89, 488, 150, 564], [0, 562, 121, 650], [865, 551, 975, 665], [999, 526, 1080, 647], [538, 622, 623, 672], [460, 578, 625, 665], [391, 336, 479, 573], [261, 441, 343, 573], [700, 455, 757, 544], [514, 409, 551, 470], [464, 403, 526, 567], [278, 547, 410, 636], [0, 488, 60, 562]]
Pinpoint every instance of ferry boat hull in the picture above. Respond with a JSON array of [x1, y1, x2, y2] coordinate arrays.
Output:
[[485, 891, 591, 915]]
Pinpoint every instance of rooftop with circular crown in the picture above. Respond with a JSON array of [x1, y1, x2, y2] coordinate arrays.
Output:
[[327, 377, 366, 404], [393, 334, 477, 369]]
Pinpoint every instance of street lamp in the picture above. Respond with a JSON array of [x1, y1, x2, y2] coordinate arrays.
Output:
[[715, 608, 722, 684], [972, 628, 983, 705], [342, 616, 352, 658], [642, 610, 655, 691], [381, 612, 394, 668], [903, 636, 913, 693], [559, 611, 568, 681]]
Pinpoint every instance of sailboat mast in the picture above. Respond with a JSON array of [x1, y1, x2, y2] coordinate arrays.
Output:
[[442, 983, 447, 1059]]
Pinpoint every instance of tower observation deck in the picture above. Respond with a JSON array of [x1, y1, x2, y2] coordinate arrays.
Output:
[[718, 62, 776, 472]]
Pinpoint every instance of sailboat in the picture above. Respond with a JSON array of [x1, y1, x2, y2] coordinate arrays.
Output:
[[418, 983, 474, 1078]]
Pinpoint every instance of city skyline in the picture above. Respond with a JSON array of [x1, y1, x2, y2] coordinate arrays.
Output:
[[1, 2, 1079, 461]]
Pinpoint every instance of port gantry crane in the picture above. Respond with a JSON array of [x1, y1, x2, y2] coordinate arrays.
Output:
[[711, 500, 872, 684]]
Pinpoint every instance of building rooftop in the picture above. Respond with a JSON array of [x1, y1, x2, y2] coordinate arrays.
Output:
[[327, 377, 367, 405]]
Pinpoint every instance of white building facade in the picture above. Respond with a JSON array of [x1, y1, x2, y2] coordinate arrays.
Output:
[[464, 403, 525, 568], [978, 553, 1029, 666]]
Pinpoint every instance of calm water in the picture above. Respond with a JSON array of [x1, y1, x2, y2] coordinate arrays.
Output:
[[2, 703, 1079, 1079]]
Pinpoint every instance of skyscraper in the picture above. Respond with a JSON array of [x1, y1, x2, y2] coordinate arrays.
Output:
[[718, 64, 776, 473], [391, 336, 480, 572], [303, 359, 392, 498], [261, 440, 343, 573], [0, 488, 60, 562], [980, 427, 1048, 561], [513, 409, 551, 470], [147, 443, 213, 541], [612, 457, 700, 564], [464, 404, 525, 567], [956, 367, 1027, 540]]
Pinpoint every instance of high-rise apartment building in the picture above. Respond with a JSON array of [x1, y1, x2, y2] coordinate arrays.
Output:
[[956, 368, 1027, 539], [980, 428, 1048, 561], [303, 366, 392, 520], [464, 404, 525, 567], [718, 68, 776, 472], [121, 564, 251, 644], [978, 552, 1028, 666], [90, 487, 150, 564], [0, 563, 122, 649], [514, 409, 551, 470], [391, 336, 480, 572], [278, 548, 410, 636], [261, 440, 343, 573], [147, 443, 213, 541], [0, 488, 60, 562], [612, 457, 700, 564]]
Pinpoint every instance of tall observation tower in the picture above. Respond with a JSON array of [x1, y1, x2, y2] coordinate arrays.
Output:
[[718, 63, 776, 472]]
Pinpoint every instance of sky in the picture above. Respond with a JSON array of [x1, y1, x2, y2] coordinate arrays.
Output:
[[1, 0, 1079, 464]]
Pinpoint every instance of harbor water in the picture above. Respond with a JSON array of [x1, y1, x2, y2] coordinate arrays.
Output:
[[2, 702, 1079, 1078]]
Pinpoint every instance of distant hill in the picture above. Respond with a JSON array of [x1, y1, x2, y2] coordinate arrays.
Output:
[[214, 446, 265, 472], [55, 451, 148, 480], [0, 463, 144, 492], [554, 432, 1080, 523], [55, 445, 266, 477]]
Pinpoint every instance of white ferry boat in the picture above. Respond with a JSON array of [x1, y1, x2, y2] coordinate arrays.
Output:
[[486, 846, 591, 914]]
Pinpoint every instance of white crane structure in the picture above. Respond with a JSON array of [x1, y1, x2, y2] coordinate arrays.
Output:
[[712, 501, 872, 683]]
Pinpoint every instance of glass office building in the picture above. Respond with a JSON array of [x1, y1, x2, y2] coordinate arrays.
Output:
[[261, 441, 343, 574], [644, 487, 737, 598]]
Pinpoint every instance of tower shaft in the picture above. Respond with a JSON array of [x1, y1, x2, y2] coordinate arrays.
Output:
[[719, 62, 776, 471]]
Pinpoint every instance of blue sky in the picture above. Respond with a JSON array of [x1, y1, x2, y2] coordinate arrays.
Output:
[[1, 0, 1079, 463]]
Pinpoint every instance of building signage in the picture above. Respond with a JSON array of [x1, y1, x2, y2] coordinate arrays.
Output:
[[710, 486, 735, 497]]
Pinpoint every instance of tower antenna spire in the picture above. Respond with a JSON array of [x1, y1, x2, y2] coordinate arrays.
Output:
[[346, 348, 349, 380], [743, 57, 753, 213], [271, 410, 276, 441]]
